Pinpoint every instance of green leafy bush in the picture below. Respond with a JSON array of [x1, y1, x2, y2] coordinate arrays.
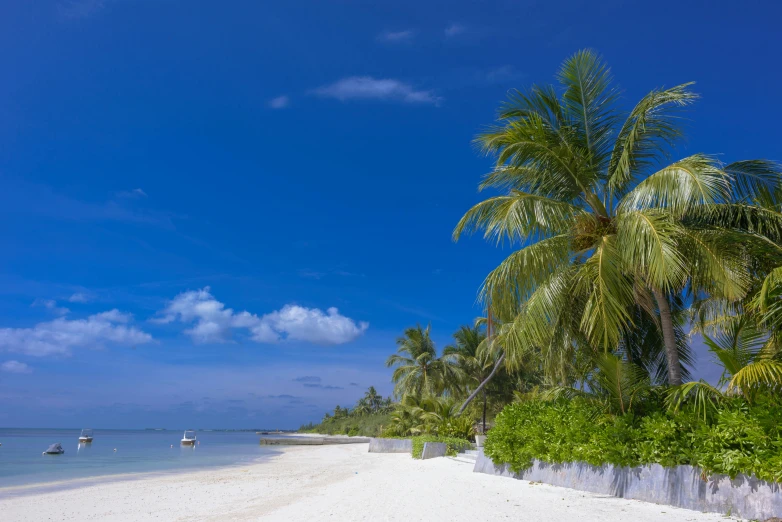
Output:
[[411, 435, 470, 459], [434, 414, 475, 440], [485, 398, 782, 482]]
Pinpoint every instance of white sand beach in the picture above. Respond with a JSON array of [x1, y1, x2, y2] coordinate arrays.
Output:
[[0, 444, 739, 521]]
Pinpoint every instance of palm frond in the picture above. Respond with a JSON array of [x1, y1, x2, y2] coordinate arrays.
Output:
[[688, 204, 782, 245], [752, 266, 782, 329], [575, 236, 635, 351], [557, 49, 618, 174], [677, 229, 750, 301], [702, 317, 764, 385], [593, 352, 651, 414], [616, 210, 687, 292], [607, 83, 698, 195], [689, 297, 744, 336], [728, 359, 782, 395], [476, 113, 592, 203], [665, 380, 724, 420], [498, 84, 565, 128], [480, 234, 572, 315], [724, 159, 782, 203], [619, 154, 731, 217], [453, 191, 583, 244], [497, 265, 578, 355]]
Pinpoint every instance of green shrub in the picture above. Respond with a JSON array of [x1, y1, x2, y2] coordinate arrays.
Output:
[[485, 398, 782, 482], [434, 414, 475, 440], [411, 435, 470, 459]]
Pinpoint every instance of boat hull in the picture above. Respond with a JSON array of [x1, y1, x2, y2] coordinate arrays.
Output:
[[181, 440, 196, 445], [79, 437, 93, 443]]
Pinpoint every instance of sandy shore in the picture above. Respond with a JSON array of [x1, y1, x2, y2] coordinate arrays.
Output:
[[0, 443, 740, 521]]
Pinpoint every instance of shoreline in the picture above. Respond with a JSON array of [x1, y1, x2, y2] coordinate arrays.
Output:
[[0, 433, 365, 496], [0, 450, 282, 498], [0, 433, 359, 497], [0, 443, 741, 521], [0, 453, 274, 499]]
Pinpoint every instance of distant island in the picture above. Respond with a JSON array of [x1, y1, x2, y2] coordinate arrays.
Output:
[[144, 428, 296, 433]]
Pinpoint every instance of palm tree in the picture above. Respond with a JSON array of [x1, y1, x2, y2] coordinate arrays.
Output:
[[443, 325, 495, 432], [385, 395, 474, 438], [352, 397, 371, 416], [380, 396, 394, 413], [385, 396, 427, 436], [454, 50, 778, 385], [386, 324, 461, 397], [363, 386, 383, 412]]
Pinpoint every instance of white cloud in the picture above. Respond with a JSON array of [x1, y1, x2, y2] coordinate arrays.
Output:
[[68, 292, 90, 303], [2, 361, 32, 374], [264, 306, 368, 344], [444, 23, 466, 37], [32, 298, 70, 316], [313, 77, 441, 105], [154, 287, 368, 345], [0, 310, 152, 357], [377, 30, 414, 43], [268, 95, 290, 109]]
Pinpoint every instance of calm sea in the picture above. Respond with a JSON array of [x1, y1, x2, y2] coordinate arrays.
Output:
[[0, 428, 284, 491]]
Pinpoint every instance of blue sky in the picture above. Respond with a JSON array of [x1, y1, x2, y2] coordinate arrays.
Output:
[[1, 0, 780, 429]]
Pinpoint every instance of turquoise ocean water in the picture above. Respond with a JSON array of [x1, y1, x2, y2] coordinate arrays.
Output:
[[0, 428, 283, 491]]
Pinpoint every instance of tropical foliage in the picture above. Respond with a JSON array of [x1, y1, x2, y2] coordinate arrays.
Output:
[[485, 397, 782, 483], [454, 50, 780, 388], [458, 50, 782, 481], [304, 51, 782, 482], [300, 387, 394, 437], [383, 395, 475, 439], [386, 324, 461, 397]]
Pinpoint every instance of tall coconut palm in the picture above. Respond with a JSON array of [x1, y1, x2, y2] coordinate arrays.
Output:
[[454, 50, 779, 385], [386, 324, 461, 397], [443, 325, 496, 432]]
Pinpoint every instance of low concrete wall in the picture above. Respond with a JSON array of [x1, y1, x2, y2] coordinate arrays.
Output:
[[474, 449, 782, 520], [421, 442, 447, 460], [368, 438, 412, 453]]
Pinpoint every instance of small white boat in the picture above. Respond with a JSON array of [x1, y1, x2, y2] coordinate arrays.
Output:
[[79, 429, 94, 443], [181, 430, 196, 446]]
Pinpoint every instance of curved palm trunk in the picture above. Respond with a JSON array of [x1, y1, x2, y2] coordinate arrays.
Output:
[[651, 288, 682, 386], [481, 388, 487, 434], [458, 352, 505, 415]]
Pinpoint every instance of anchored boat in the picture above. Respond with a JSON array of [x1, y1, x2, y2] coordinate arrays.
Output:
[[43, 443, 65, 455], [79, 428, 94, 443], [181, 430, 197, 446]]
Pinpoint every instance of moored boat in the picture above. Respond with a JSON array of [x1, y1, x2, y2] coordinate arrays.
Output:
[[181, 430, 196, 446], [43, 443, 64, 455], [79, 428, 94, 443]]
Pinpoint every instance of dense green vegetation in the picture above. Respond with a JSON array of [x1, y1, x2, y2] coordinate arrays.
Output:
[[300, 411, 392, 437], [299, 387, 394, 437], [450, 49, 782, 481], [305, 50, 782, 482], [485, 397, 782, 482]]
